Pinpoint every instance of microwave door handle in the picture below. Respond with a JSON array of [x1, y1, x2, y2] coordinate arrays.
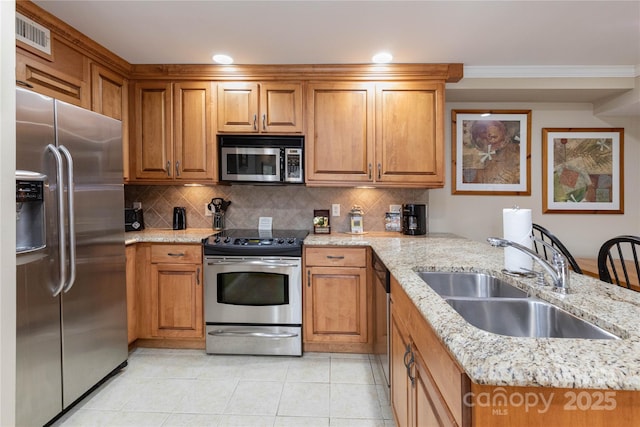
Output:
[[59, 145, 77, 293], [46, 144, 66, 297]]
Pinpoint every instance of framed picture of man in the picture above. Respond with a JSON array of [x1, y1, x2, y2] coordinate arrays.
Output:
[[452, 110, 531, 195]]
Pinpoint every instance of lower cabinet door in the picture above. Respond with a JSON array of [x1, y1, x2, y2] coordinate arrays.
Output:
[[304, 266, 368, 343], [413, 347, 458, 427], [391, 313, 412, 427], [125, 245, 137, 344], [150, 262, 203, 338]]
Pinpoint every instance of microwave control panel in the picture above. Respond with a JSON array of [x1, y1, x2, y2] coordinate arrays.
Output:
[[284, 148, 303, 183]]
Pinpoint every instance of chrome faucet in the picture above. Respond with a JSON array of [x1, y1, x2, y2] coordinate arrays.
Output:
[[487, 237, 570, 294]]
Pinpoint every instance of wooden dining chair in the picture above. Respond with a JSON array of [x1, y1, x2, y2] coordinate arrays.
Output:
[[532, 224, 583, 274], [597, 235, 640, 290]]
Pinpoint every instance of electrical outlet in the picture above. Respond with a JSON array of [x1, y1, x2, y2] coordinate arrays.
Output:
[[205, 203, 212, 217], [132, 201, 142, 210], [332, 204, 340, 217], [390, 204, 402, 213]]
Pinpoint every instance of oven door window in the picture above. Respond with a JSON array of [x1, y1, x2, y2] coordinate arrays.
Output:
[[217, 271, 289, 306], [222, 147, 281, 182]]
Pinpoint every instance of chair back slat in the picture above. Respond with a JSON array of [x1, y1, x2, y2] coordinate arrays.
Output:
[[597, 235, 640, 291], [531, 224, 583, 274]]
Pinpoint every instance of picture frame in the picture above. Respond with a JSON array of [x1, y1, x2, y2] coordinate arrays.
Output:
[[452, 110, 531, 195], [542, 128, 624, 214], [313, 209, 331, 234]]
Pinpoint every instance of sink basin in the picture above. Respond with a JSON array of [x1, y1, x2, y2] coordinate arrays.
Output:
[[445, 298, 618, 340], [418, 272, 528, 298]]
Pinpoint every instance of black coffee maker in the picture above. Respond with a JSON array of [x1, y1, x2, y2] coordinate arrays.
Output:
[[402, 204, 427, 235], [173, 207, 187, 230]]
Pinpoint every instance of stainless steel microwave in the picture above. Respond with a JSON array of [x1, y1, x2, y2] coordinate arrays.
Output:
[[218, 135, 304, 184]]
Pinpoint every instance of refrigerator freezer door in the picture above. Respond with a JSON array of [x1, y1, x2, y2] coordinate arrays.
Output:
[[16, 251, 62, 426], [15, 89, 62, 427], [55, 100, 128, 408]]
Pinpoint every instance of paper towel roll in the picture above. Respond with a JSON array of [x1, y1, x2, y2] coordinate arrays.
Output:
[[503, 208, 533, 272]]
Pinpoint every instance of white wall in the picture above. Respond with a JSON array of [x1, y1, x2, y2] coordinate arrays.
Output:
[[0, 1, 16, 426], [429, 101, 639, 258]]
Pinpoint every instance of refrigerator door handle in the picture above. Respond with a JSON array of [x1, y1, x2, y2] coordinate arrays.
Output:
[[59, 145, 77, 293], [46, 144, 67, 297]]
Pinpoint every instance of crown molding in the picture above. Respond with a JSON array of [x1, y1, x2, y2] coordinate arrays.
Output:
[[465, 65, 638, 79]]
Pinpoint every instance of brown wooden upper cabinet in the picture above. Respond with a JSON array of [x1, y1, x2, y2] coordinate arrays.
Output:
[[217, 82, 303, 133], [306, 81, 445, 188], [16, 46, 91, 109], [131, 81, 216, 182], [91, 64, 130, 180]]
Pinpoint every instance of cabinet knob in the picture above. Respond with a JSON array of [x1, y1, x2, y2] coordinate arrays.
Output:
[[307, 269, 311, 287], [167, 252, 185, 257], [166, 161, 171, 177], [253, 114, 257, 131], [377, 163, 382, 180], [175, 161, 180, 177], [368, 163, 372, 180], [262, 114, 267, 131]]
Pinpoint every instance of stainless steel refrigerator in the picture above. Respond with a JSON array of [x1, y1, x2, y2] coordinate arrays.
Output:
[[15, 87, 128, 427]]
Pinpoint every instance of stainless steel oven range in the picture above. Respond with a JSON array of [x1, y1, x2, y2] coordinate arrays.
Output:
[[202, 229, 308, 356]]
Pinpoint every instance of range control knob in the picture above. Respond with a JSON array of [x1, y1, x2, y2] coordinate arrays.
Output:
[[214, 236, 221, 243], [287, 238, 295, 244], [224, 237, 231, 244], [277, 238, 285, 244]]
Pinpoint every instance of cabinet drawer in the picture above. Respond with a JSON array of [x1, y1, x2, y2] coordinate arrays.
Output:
[[150, 244, 202, 264], [305, 247, 367, 267]]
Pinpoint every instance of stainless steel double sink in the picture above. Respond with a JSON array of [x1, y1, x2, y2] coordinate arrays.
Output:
[[417, 271, 618, 340]]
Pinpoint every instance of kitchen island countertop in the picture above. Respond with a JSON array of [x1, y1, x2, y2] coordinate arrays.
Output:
[[127, 229, 640, 390], [305, 232, 640, 391]]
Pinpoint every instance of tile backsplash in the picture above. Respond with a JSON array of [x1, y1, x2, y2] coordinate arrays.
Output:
[[125, 185, 428, 232]]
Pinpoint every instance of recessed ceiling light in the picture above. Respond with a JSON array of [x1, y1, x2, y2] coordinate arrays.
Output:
[[372, 52, 393, 64], [213, 54, 233, 65]]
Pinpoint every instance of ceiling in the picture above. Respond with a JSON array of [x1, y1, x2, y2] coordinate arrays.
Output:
[[32, 0, 640, 114]]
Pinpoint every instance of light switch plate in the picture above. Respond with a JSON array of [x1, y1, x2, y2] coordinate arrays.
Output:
[[390, 204, 402, 213], [332, 204, 340, 217], [132, 201, 142, 210], [205, 203, 212, 216]]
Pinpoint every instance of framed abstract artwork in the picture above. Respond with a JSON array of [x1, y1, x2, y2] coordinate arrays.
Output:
[[542, 128, 624, 214], [452, 110, 531, 195]]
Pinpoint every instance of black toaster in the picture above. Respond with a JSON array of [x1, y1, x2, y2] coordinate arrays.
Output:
[[124, 208, 144, 232]]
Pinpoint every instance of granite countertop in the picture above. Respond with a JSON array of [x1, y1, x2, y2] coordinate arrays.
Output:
[[305, 233, 640, 391], [128, 229, 640, 390], [124, 228, 215, 245]]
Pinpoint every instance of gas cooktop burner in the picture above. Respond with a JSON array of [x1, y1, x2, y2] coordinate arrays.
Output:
[[202, 229, 309, 257]]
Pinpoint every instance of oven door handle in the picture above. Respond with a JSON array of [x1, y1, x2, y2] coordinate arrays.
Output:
[[206, 260, 299, 268], [208, 330, 299, 339]]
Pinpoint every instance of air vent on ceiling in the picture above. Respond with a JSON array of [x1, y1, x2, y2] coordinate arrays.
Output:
[[16, 12, 51, 56]]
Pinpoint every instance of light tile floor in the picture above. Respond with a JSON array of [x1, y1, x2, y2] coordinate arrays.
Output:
[[53, 348, 396, 427]]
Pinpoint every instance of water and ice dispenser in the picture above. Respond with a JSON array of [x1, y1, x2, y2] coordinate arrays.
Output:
[[16, 171, 47, 253]]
